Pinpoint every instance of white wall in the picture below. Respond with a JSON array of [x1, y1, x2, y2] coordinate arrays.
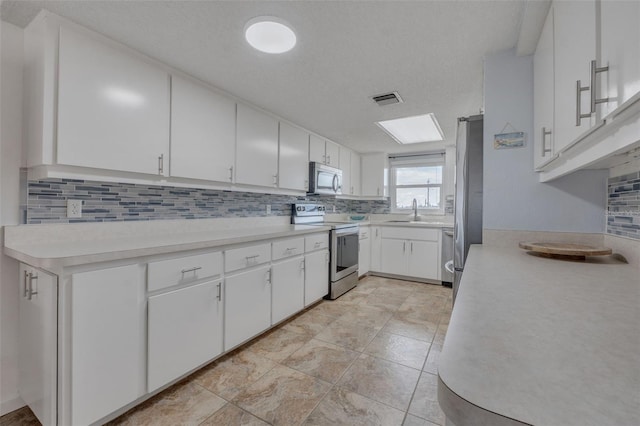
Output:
[[0, 20, 25, 415], [483, 49, 608, 233]]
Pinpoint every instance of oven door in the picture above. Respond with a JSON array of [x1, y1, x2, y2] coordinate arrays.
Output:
[[331, 227, 359, 281]]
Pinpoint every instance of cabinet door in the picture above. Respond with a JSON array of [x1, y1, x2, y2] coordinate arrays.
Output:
[[533, 6, 555, 169], [350, 151, 361, 195], [57, 27, 170, 175], [599, 0, 640, 118], [408, 240, 439, 280], [70, 264, 146, 426], [361, 153, 388, 197], [359, 236, 371, 277], [271, 256, 305, 324], [325, 140, 340, 167], [18, 265, 57, 426], [340, 147, 351, 196], [148, 279, 223, 392], [553, 0, 596, 152], [279, 122, 310, 191], [170, 75, 236, 182], [224, 265, 271, 350], [370, 227, 382, 271], [309, 134, 326, 163], [304, 249, 329, 306], [380, 239, 408, 276], [236, 104, 279, 187]]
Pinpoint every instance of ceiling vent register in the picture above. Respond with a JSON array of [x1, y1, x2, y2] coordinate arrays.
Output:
[[372, 92, 403, 106]]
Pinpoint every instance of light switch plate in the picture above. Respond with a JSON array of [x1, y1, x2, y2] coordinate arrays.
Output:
[[67, 199, 82, 218], [266, 205, 271, 215]]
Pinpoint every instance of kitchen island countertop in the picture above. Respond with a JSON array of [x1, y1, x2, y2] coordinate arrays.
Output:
[[438, 245, 640, 426]]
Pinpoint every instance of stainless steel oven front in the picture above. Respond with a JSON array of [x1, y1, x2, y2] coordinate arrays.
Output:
[[329, 226, 359, 299]]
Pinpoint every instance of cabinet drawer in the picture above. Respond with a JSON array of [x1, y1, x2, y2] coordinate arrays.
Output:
[[148, 252, 222, 292], [305, 233, 329, 252], [359, 227, 370, 240], [272, 237, 305, 261], [381, 227, 439, 241], [225, 243, 271, 272]]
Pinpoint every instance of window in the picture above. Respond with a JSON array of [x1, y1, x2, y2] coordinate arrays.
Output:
[[390, 154, 444, 213]]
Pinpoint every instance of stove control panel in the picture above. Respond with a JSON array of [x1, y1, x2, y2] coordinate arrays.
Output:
[[292, 204, 326, 217]]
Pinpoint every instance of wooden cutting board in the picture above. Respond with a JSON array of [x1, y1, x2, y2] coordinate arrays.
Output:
[[518, 242, 612, 260]]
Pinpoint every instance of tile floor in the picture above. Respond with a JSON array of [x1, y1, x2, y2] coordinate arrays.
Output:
[[1, 276, 452, 426]]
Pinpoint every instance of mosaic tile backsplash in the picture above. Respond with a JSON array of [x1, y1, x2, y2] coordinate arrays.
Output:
[[26, 179, 391, 224], [607, 171, 640, 240]]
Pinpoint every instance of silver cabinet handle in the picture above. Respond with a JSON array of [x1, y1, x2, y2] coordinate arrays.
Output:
[[411, 242, 413, 253], [265, 269, 272, 284], [314, 241, 321, 248], [27, 273, 38, 300], [246, 255, 259, 265], [300, 259, 305, 271], [327, 155, 331, 164], [23, 270, 29, 298], [377, 187, 380, 196], [576, 80, 591, 126], [286, 247, 297, 251], [590, 59, 610, 113], [216, 282, 222, 301], [322, 154, 326, 163], [229, 166, 233, 182], [376, 228, 379, 237], [403, 241, 406, 253], [181, 266, 202, 274], [158, 154, 164, 175], [351, 186, 354, 195], [542, 127, 552, 156], [273, 174, 278, 186], [444, 231, 454, 237], [304, 179, 309, 190]]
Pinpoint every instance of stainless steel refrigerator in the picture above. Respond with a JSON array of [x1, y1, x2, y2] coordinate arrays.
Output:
[[453, 115, 483, 304]]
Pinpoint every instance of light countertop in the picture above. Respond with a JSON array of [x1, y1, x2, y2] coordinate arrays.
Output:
[[438, 245, 640, 426], [4, 221, 330, 273]]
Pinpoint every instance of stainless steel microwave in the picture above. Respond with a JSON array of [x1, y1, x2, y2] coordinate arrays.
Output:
[[308, 162, 342, 195]]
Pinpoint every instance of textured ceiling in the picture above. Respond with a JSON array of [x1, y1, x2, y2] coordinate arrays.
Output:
[[1, 0, 526, 154]]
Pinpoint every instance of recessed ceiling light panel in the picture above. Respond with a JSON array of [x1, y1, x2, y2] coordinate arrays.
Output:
[[376, 113, 445, 144], [245, 16, 296, 54]]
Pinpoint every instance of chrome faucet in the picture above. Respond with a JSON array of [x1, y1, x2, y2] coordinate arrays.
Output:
[[412, 198, 418, 221]]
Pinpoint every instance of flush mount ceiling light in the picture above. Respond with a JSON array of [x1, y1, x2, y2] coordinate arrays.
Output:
[[244, 16, 296, 54], [376, 113, 445, 144]]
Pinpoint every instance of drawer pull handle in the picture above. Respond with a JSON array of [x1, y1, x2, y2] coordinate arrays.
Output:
[[314, 241, 321, 247], [23, 271, 29, 298], [246, 255, 260, 265], [181, 266, 202, 274]]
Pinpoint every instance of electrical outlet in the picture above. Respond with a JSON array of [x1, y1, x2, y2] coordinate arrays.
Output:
[[266, 205, 271, 215], [67, 199, 82, 218], [332, 205, 336, 213]]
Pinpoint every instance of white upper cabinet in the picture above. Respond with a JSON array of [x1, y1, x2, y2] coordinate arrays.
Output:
[[553, 0, 596, 152], [361, 153, 388, 197], [170, 75, 236, 182], [278, 122, 310, 191], [599, 0, 640, 119], [533, 6, 555, 169], [339, 147, 351, 195], [350, 151, 361, 196], [236, 103, 279, 187], [57, 27, 170, 175], [309, 134, 340, 167], [325, 140, 340, 167], [309, 134, 326, 163]]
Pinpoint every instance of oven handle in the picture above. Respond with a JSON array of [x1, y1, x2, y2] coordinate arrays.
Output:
[[333, 227, 359, 236]]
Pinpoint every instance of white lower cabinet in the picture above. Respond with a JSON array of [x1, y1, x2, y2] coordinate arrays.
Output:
[[271, 256, 305, 324], [370, 226, 382, 271], [148, 279, 223, 392], [224, 265, 272, 350], [407, 240, 439, 280], [359, 226, 371, 277], [69, 264, 146, 426], [379, 226, 440, 281], [304, 249, 329, 306], [18, 264, 57, 426], [381, 239, 409, 276]]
